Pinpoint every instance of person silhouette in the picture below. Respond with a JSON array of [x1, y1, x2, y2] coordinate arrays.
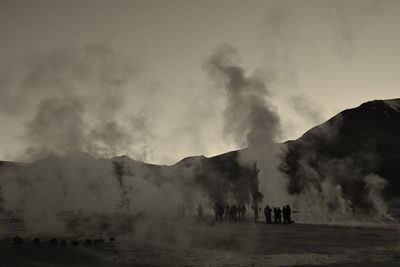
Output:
[[277, 207, 282, 223], [286, 205, 292, 223], [264, 205, 272, 224]]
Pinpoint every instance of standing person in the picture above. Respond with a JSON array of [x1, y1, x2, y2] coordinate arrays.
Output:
[[264, 205, 268, 224], [286, 205, 292, 224], [277, 207, 282, 223], [268, 205, 272, 224], [282, 206, 287, 224], [225, 205, 230, 220], [264, 205, 272, 224], [197, 204, 203, 221], [252, 203, 259, 222], [273, 207, 277, 224]]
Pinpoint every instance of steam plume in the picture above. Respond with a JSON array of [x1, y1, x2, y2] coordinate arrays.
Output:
[[205, 44, 290, 205], [364, 174, 394, 220]]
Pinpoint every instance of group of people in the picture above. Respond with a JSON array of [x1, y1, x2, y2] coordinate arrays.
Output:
[[194, 202, 293, 224], [212, 203, 247, 222], [263, 205, 293, 224], [207, 202, 293, 224]]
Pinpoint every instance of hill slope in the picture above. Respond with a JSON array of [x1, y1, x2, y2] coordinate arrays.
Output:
[[283, 99, 400, 205]]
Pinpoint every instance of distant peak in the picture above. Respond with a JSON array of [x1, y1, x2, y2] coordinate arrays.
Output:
[[358, 98, 400, 113], [382, 98, 400, 112], [174, 155, 207, 166]]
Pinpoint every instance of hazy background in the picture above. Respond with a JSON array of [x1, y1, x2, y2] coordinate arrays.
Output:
[[1, 0, 400, 164]]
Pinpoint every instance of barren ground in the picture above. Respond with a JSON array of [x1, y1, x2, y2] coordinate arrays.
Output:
[[1, 216, 399, 266]]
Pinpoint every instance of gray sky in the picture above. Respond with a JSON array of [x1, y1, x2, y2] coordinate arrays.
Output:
[[1, 0, 400, 164]]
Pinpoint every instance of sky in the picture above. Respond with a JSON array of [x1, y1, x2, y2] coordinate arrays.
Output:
[[1, 0, 400, 164]]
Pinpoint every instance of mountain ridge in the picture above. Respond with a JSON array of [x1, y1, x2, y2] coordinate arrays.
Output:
[[1, 98, 400, 207]]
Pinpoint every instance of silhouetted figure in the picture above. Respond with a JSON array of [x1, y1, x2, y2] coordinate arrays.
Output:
[[277, 207, 282, 223], [60, 239, 66, 245], [252, 203, 259, 222], [225, 205, 230, 220], [197, 204, 203, 221], [84, 239, 92, 245], [286, 205, 292, 223], [33, 237, 40, 244], [264, 205, 272, 224], [13, 236, 23, 245], [109, 237, 116, 242], [213, 202, 224, 221], [273, 207, 278, 224], [282, 206, 287, 224], [50, 238, 58, 245]]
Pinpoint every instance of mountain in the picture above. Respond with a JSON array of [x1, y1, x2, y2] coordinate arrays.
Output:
[[1, 98, 400, 207], [283, 98, 400, 205]]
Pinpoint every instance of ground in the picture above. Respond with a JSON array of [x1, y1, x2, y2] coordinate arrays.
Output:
[[1, 218, 399, 266]]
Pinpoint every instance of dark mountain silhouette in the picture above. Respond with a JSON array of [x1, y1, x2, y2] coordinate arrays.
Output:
[[283, 99, 400, 206], [1, 98, 399, 207]]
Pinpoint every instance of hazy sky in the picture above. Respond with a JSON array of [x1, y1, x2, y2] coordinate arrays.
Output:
[[1, 0, 400, 164]]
